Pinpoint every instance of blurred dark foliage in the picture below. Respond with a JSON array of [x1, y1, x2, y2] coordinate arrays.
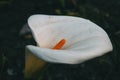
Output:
[[0, 0, 120, 80]]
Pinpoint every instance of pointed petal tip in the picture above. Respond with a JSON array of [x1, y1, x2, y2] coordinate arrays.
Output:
[[26, 45, 34, 49], [26, 45, 37, 53]]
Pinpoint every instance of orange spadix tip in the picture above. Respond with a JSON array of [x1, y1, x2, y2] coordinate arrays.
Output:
[[52, 39, 66, 50]]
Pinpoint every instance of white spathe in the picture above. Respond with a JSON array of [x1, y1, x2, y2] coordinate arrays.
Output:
[[26, 14, 113, 64]]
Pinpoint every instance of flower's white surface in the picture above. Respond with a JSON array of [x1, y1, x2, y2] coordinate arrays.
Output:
[[26, 14, 113, 64]]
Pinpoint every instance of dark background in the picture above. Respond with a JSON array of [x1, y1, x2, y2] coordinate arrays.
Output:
[[0, 0, 120, 80]]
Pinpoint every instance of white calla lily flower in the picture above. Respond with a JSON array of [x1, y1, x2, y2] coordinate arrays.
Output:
[[26, 14, 113, 64], [25, 14, 113, 79]]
